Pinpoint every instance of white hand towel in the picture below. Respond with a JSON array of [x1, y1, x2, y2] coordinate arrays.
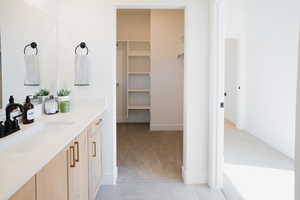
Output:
[[75, 54, 90, 86], [24, 54, 40, 86]]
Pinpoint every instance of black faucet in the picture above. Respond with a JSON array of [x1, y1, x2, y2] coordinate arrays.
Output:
[[0, 103, 24, 138]]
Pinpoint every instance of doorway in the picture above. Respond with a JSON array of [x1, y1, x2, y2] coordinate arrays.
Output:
[[221, 14, 296, 200], [224, 39, 239, 127], [222, 37, 295, 199], [116, 8, 184, 184]]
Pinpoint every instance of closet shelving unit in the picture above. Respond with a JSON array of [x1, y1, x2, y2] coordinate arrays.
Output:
[[120, 40, 151, 119]]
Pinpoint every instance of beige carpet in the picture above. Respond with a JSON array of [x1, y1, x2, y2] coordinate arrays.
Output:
[[117, 123, 183, 183]]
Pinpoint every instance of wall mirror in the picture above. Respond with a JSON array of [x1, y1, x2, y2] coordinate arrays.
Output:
[[0, 0, 58, 106]]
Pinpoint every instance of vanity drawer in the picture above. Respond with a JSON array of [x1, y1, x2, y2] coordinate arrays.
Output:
[[89, 117, 103, 135]]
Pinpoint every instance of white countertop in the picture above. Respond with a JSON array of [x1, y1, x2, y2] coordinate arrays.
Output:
[[0, 98, 107, 200]]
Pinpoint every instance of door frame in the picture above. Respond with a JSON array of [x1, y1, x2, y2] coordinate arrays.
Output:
[[208, 0, 225, 189], [113, 3, 187, 182], [295, 27, 300, 200], [113, 0, 225, 188]]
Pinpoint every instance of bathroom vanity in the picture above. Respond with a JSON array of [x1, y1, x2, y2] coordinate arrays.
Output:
[[0, 99, 107, 200]]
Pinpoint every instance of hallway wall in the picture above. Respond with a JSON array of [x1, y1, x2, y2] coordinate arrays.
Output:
[[225, 0, 300, 159]]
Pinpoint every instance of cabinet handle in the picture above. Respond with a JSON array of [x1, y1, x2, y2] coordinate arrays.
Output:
[[75, 141, 80, 162], [70, 146, 76, 168], [95, 119, 103, 126], [92, 141, 97, 157]]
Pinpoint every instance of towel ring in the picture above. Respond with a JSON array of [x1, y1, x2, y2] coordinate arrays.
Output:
[[75, 42, 89, 55], [24, 42, 38, 55]]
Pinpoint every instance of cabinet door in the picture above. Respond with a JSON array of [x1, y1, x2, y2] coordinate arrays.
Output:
[[36, 149, 68, 200], [95, 125, 102, 189], [88, 131, 97, 200], [78, 131, 89, 200], [88, 118, 103, 200], [68, 131, 89, 200], [10, 176, 36, 200]]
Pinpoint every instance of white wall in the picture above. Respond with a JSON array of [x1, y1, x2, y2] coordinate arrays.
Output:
[[150, 9, 184, 131], [225, 0, 300, 159], [56, 0, 210, 184], [295, 28, 300, 200], [0, 0, 58, 104]]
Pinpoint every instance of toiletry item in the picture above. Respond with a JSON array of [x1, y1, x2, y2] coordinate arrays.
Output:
[[8, 96, 16, 109], [59, 101, 70, 113], [23, 96, 34, 124], [44, 95, 58, 115], [33, 103, 42, 119], [31, 96, 42, 119], [6, 96, 22, 121], [57, 95, 71, 113]]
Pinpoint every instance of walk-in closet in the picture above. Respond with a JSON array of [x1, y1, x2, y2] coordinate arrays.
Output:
[[117, 9, 184, 130]]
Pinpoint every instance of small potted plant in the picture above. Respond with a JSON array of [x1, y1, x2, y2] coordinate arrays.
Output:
[[35, 88, 50, 103], [57, 89, 71, 113]]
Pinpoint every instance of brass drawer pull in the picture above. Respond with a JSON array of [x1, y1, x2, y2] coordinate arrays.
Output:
[[75, 141, 80, 162], [70, 146, 76, 168], [95, 119, 103, 126], [92, 142, 97, 157]]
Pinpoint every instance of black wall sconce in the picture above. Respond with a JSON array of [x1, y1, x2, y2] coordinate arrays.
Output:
[[24, 42, 38, 55], [75, 42, 89, 55]]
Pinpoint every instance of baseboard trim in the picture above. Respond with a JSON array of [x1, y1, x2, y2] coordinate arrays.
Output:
[[150, 124, 183, 131], [182, 166, 207, 184], [101, 166, 118, 185]]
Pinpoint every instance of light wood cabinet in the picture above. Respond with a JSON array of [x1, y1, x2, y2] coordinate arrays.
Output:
[[88, 118, 103, 200], [68, 130, 89, 200], [10, 176, 36, 200], [36, 148, 68, 200], [9, 117, 104, 200]]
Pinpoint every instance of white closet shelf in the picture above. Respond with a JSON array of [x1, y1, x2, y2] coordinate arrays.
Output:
[[128, 89, 150, 93], [128, 54, 150, 57], [128, 72, 150, 75], [128, 105, 151, 110], [128, 40, 150, 42]]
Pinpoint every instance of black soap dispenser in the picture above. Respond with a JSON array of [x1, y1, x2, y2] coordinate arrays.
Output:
[[23, 96, 34, 124], [6, 96, 18, 120]]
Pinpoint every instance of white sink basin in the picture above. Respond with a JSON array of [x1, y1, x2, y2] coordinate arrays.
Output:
[[0, 120, 75, 154]]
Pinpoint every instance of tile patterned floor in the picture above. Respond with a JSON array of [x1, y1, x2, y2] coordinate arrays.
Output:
[[97, 123, 225, 200], [224, 122, 294, 200]]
